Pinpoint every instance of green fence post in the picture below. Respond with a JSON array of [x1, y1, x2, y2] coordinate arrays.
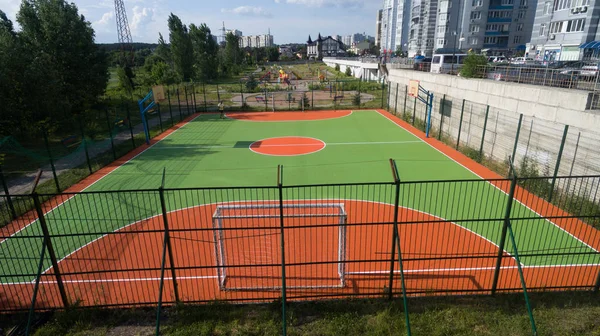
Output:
[[32, 192, 69, 308], [394, 83, 399, 115], [388, 159, 412, 336], [104, 108, 117, 161], [491, 160, 518, 295], [478, 105, 490, 162], [412, 96, 416, 125], [42, 129, 61, 192], [548, 125, 569, 203], [202, 83, 208, 112], [125, 100, 136, 149], [0, 165, 16, 220], [456, 99, 466, 149], [438, 94, 446, 140], [511, 114, 524, 170], [155, 212, 169, 336], [358, 77, 362, 108], [157, 103, 164, 133], [277, 165, 287, 336], [216, 83, 221, 107], [387, 82, 391, 110], [177, 87, 183, 121], [78, 116, 93, 174], [167, 87, 174, 127], [403, 85, 408, 119]]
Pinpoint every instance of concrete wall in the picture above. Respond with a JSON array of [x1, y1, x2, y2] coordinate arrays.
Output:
[[386, 69, 600, 197], [322, 59, 381, 81]]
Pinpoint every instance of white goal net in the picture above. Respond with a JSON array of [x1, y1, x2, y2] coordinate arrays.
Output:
[[212, 203, 347, 291]]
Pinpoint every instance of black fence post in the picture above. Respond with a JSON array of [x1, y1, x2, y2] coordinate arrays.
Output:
[[32, 192, 70, 308], [491, 159, 518, 295], [184, 85, 189, 116], [438, 94, 446, 140], [0, 165, 16, 220], [381, 81, 386, 109], [177, 87, 183, 121], [25, 238, 48, 335], [594, 269, 600, 292], [511, 114, 524, 171], [78, 116, 93, 174], [403, 85, 408, 119], [158, 170, 180, 302], [412, 96, 416, 125], [548, 125, 569, 203], [125, 100, 136, 149], [240, 82, 245, 111], [203, 83, 208, 113], [157, 103, 164, 133], [42, 129, 61, 192], [456, 99, 466, 149], [104, 108, 117, 161], [277, 165, 287, 336], [394, 83, 399, 115], [167, 87, 174, 127], [311, 82, 314, 108], [192, 82, 197, 112], [479, 105, 490, 162], [387, 81, 391, 111]]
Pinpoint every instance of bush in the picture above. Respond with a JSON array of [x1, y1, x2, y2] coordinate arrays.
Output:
[[352, 93, 361, 106], [299, 93, 310, 109], [245, 74, 258, 91], [345, 67, 352, 76], [460, 53, 488, 78], [335, 64, 340, 72]]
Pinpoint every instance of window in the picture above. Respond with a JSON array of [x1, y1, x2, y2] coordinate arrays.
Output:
[[518, 10, 526, 18], [553, 0, 573, 10], [488, 11, 512, 18], [517, 23, 524, 31], [566, 18, 585, 32], [470, 11, 482, 19], [549, 21, 563, 33], [513, 35, 522, 43], [469, 37, 479, 44], [543, 1, 552, 13], [486, 24, 498, 31], [437, 38, 447, 46], [501, 0, 514, 4], [520, 0, 528, 5], [472, 0, 482, 5], [484, 36, 498, 44], [539, 23, 546, 36], [432, 56, 441, 64], [469, 25, 480, 32]]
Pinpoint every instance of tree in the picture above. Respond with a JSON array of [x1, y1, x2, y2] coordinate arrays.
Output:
[[168, 13, 193, 81], [189, 23, 219, 81], [345, 67, 352, 76], [460, 53, 487, 78], [223, 32, 243, 75], [245, 74, 258, 91], [156, 32, 171, 64], [15, 0, 108, 129], [266, 47, 279, 62], [335, 64, 340, 72]]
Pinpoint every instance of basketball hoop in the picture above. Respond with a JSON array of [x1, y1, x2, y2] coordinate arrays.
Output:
[[408, 80, 420, 98]]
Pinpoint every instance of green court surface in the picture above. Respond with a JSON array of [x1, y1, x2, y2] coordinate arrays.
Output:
[[1, 110, 598, 284]]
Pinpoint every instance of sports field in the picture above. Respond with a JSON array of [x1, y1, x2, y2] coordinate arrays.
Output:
[[1, 109, 599, 309]]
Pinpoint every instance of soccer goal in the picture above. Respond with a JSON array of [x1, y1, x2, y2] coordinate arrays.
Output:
[[212, 202, 347, 291]]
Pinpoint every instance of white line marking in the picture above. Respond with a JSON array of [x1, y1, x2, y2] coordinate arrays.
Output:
[[374, 110, 600, 257], [156, 140, 423, 150], [225, 111, 354, 123], [347, 263, 600, 275], [248, 136, 327, 157], [0, 114, 203, 245], [4, 275, 218, 285]]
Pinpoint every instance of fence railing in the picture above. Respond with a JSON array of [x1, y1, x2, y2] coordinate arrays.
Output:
[[1, 164, 599, 335]]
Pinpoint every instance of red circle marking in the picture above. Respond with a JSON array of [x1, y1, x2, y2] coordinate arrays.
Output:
[[250, 137, 325, 156]]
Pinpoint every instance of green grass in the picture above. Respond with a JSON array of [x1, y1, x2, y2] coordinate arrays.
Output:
[[1, 110, 598, 284], [3, 292, 598, 335]]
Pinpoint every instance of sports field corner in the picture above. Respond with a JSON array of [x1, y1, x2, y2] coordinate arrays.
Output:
[[0, 109, 599, 311]]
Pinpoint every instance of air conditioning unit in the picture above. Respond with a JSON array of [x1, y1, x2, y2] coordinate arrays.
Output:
[[571, 7, 580, 13], [550, 34, 556, 40]]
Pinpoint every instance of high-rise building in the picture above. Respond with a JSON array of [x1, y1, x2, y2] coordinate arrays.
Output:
[[376, 9, 383, 47], [381, 0, 411, 54], [438, 0, 537, 56], [239, 32, 274, 48], [529, 0, 598, 61], [226, 29, 243, 37], [406, 0, 437, 56]]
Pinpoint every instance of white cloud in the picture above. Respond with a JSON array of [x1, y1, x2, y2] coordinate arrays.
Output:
[[93, 11, 114, 26], [283, 0, 363, 7], [0, 0, 20, 23], [221, 6, 273, 18]]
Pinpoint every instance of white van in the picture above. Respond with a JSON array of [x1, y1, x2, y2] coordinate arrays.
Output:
[[430, 54, 468, 74], [511, 57, 534, 65]]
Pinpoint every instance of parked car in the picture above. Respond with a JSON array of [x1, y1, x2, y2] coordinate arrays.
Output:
[[488, 56, 508, 63], [511, 57, 535, 65]]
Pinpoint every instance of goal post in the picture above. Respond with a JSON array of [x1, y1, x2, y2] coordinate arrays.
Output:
[[212, 202, 348, 291]]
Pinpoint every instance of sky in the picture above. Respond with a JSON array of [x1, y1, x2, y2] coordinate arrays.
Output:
[[0, 0, 381, 44]]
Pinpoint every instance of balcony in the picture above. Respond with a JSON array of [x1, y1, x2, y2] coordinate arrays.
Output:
[[484, 31, 510, 36], [483, 43, 509, 48], [487, 17, 512, 22]]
